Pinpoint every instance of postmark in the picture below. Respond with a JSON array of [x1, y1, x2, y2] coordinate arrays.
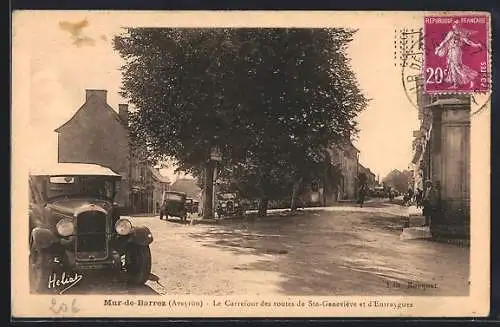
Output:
[[423, 15, 490, 94], [396, 17, 491, 116], [396, 27, 424, 111]]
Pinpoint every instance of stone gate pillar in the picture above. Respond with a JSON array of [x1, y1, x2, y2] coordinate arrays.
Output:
[[427, 96, 471, 238]]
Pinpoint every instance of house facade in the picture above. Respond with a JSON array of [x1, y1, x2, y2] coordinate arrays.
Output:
[[151, 167, 171, 214], [410, 82, 471, 238], [335, 142, 360, 201], [55, 89, 169, 214], [298, 141, 360, 206]]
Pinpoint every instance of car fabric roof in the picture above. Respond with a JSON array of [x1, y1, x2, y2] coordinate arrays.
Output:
[[165, 190, 187, 195], [30, 163, 121, 177]]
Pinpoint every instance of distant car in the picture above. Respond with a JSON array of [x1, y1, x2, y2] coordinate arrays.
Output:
[[160, 191, 188, 222], [216, 193, 244, 218], [28, 163, 153, 294]]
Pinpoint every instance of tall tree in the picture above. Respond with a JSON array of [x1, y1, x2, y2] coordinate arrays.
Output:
[[113, 28, 367, 216], [221, 29, 367, 215]]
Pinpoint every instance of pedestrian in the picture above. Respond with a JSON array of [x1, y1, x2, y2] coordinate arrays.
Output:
[[415, 188, 423, 208], [429, 181, 442, 229], [402, 192, 409, 206], [407, 187, 414, 206], [155, 201, 160, 215], [422, 180, 433, 226], [388, 188, 394, 202], [357, 183, 366, 208]]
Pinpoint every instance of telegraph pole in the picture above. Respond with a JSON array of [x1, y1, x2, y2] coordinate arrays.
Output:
[[202, 146, 221, 220]]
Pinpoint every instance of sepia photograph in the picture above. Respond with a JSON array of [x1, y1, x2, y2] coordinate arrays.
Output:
[[12, 11, 490, 318]]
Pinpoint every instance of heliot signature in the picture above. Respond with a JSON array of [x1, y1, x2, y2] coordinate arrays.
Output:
[[48, 272, 83, 294]]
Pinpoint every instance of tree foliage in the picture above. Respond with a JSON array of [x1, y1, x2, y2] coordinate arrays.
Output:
[[113, 28, 368, 214], [382, 169, 413, 193]]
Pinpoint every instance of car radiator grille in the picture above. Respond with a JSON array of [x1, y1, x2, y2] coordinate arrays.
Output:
[[75, 211, 107, 257]]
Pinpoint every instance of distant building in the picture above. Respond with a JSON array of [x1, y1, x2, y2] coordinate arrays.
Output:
[[55, 89, 170, 214], [299, 141, 360, 206], [151, 167, 171, 214], [333, 141, 360, 201]]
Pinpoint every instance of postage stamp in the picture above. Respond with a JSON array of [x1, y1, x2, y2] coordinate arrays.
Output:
[[423, 15, 490, 94]]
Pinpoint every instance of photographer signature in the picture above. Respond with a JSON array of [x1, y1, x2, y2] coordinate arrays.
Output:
[[48, 271, 83, 294]]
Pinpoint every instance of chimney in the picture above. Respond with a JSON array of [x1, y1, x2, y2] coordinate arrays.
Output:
[[86, 89, 107, 103], [119, 104, 129, 126]]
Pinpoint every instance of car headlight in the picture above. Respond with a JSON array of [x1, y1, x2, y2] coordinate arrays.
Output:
[[221, 203, 227, 207], [115, 218, 133, 236], [56, 218, 75, 237]]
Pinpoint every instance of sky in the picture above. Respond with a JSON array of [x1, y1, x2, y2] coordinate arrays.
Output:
[[17, 11, 420, 181]]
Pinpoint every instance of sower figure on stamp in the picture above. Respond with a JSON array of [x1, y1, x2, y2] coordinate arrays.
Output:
[[434, 20, 483, 89]]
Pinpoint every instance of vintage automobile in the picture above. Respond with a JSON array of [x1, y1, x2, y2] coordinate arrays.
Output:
[[28, 163, 153, 293], [216, 193, 244, 218], [159, 191, 188, 222]]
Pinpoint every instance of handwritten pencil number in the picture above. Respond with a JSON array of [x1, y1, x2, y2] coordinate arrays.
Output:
[[49, 298, 80, 314]]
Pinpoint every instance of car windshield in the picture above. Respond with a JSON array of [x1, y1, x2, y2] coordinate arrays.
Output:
[[45, 175, 118, 200], [165, 193, 184, 201]]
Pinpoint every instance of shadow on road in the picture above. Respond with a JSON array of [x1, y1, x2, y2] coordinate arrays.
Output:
[[188, 210, 469, 296]]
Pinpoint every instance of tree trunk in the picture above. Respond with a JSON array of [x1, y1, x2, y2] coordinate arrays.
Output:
[[202, 161, 215, 220], [258, 198, 268, 217], [290, 178, 303, 212]]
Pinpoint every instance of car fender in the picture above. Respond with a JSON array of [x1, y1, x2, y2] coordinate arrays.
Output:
[[130, 226, 153, 246], [31, 227, 56, 249]]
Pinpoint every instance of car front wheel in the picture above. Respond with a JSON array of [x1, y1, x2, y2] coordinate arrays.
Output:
[[29, 248, 55, 294], [124, 244, 151, 285]]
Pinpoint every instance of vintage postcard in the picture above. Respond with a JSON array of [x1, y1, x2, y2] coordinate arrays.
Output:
[[11, 11, 491, 318]]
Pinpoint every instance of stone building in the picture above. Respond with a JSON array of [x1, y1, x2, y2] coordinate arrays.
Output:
[[299, 141, 360, 206], [151, 167, 171, 214], [334, 142, 360, 201], [410, 86, 471, 238], [55, 89, 169, 214]]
